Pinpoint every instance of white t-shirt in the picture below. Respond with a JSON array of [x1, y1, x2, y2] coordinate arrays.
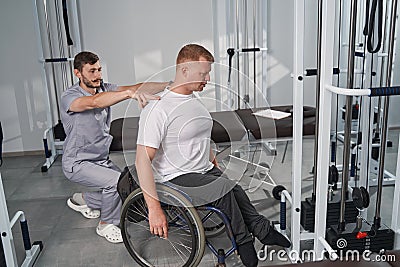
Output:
[[137, 88, 214, 182]]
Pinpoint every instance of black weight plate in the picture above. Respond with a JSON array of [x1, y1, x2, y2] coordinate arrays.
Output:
[[360, 186, 370, 208], [352, 187, 364, 209]]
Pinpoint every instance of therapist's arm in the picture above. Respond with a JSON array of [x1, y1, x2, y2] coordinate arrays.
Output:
[[117, 82, 169, 108], [135, 144, 168, 238], [68, 82, 168, 112]]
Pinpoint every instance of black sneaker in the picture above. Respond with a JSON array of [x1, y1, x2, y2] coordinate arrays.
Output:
[[260, 228, 291, 248]]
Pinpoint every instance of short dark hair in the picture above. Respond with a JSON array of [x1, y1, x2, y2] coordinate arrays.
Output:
[[73, 51, 99, 71], [176, 44, 214, 65]]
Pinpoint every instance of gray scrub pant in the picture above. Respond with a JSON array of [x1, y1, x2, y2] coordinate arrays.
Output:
[[64, 159, 122, 225], [169, 167, 271, 246]]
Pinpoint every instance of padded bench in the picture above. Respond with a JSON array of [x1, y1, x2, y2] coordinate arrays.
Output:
[[109, 105, 316, 152]]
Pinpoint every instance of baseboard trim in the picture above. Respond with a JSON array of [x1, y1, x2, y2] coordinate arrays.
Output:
[[3, 150, 44, 157]]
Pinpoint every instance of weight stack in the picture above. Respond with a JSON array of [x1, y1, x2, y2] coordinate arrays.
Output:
[[301, 193, 358, 231], [326, 223, 394, 252]]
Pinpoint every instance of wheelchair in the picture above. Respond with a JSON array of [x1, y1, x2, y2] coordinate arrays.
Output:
[[120, 183, 238, 267]]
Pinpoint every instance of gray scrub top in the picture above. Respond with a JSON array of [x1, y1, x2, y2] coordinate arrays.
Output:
[[60, 82, 118, 172]]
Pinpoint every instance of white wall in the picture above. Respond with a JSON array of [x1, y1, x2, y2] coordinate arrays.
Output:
[[0, 0, 216, 153], [78, 0, 215, 119], [0, 0, 48, 153]]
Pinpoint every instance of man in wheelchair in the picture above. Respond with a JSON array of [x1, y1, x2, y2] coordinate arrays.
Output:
[[134, 44, 291, 267]]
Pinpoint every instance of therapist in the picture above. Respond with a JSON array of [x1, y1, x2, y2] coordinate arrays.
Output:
[[61, 51, 167, 243]]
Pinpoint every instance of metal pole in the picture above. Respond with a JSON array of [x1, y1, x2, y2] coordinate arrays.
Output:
[[226, 0, 234, 109], [292, 0, 305, 255], [374, 0, 398, 229], [261, 0, 269, 103], [253, 0, 257, 107], [243, 0, 249, 106], [313, 0, 323, 201], [339, 0, 358, 231], [236, 0, 241, 109], [314, 0, 336, 256], [212, 0, 222, 111]]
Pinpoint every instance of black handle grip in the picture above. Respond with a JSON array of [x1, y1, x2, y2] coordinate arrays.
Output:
[[241, 48, 261, 52], [370, 86, 400, 96], [305, 67, 340, 76], [20, 220, 32, 251], [45, 58, 69, 63]]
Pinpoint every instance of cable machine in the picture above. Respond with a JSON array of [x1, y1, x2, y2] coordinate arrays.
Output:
[[315, 0, 398, 255], [268, 0, 400, 260]]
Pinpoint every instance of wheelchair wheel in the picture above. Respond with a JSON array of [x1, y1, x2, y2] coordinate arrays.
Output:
[[121, 185, 205, 267], [196, 208, 226, 238]]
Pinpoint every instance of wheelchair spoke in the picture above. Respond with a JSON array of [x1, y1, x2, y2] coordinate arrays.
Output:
[[167, 241, 190, 265]]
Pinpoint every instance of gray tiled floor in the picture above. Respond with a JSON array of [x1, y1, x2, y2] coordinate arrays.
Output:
[[1, 131, 399, 266]]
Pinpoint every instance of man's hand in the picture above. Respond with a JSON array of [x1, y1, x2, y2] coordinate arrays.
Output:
[[148, 206, 168, 239], [130, 89, 161, 108]]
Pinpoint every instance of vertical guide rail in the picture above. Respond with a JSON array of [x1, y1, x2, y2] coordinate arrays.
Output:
[[291, 0, 305, 257], [253, 0, 257, 107], [235, 0, 241, 109], [314, 0, 335, 258], [312, 0, 323, 201], [339, 0, 358, 232], [374, 0, 398, 229], [212, 0, 222, 111], [242, 0, 249, 105], [391, 133, 400, 247], [261, 0, 269, 104]]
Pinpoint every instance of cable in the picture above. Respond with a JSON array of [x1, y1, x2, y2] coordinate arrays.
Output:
[[363, 0, 384, 53]]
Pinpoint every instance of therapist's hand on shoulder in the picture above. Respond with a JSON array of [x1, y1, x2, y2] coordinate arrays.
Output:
[[148, 206, 168, 239], [129, 89, 161, 108]]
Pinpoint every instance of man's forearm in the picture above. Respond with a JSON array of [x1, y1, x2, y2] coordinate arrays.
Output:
[[135, 149, 161, 210], [69, 90, 131, 112], [119, 82, 168, 95], [135, 145, 168, 238], [92, 90, 130, 108]]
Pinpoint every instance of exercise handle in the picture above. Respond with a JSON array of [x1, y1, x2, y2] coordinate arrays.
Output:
[[227, 48, 235, 83], [45, 58, 70, 63], [305, 67, 340, 76], [369, 86, 400, 96], [241, 48, 260, 52], [62, 0, 73, 46]]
